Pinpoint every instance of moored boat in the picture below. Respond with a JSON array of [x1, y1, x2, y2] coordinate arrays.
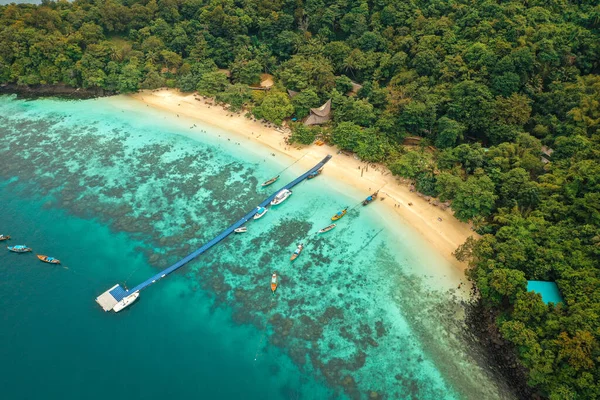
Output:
[[271, 273, 278, 294], [112, 292, 140, 312], [290, 243, 304, 261], [37, 255, 61, 264], [270, 189, 292, 205], [318, 224, 336, 233], [0, 234, 11, 241], [8, 245, 32, 253], [307, 168, 323, 179], [254, 206, 268, 219], [362, 191, 379, 206], [331, 208, 348, 221], [234, 227, 247, 233], [262, 175, 280, 187]]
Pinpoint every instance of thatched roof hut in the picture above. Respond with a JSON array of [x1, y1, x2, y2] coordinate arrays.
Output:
[[260, 73, 274, 88], [304, 99, 332, 126], [541, 146, 554, 157], [541, 145, 554, 164], [349, 81, 362, 95]]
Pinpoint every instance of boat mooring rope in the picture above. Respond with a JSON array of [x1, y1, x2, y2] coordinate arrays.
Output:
[[123, 262, 147, 289], [276, 152, 308, 175]]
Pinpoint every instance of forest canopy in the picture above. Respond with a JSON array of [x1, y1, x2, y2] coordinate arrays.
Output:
[[1, 0, 600, 398]]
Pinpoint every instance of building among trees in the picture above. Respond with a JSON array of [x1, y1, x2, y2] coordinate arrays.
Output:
[[304, 99, 331, 126]]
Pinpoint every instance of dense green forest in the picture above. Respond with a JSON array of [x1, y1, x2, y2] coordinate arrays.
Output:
[[1, 0, 599, 398]]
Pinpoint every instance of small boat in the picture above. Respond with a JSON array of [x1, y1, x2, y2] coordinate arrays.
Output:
[[8, 245, 32, 253], [318, 224, 336, 233], [362, 191, 379, 206], [262, 175, 280, 187], [112, 292, 140, 312], [0, 234, 11, 241], [254, 206, 268, 220], [234, 227, 247, 233], [290, 243, 304, 261], [307, 168, 323, 179], [271, 273, 278, 294], [331, 208, 348, 221], [270, 189, 292, 205], [37, 255, 61, 264]]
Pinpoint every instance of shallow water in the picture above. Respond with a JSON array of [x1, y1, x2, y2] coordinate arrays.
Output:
[[0, 95, 514, 399]]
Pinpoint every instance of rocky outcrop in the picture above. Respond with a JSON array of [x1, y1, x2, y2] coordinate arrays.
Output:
[[464, 297, 541, 400], [0, 83, 113, 99]]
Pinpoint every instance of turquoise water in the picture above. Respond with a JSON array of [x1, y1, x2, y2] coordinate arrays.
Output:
[[0, 95, 513, 399], [527, 281, 564, 304]]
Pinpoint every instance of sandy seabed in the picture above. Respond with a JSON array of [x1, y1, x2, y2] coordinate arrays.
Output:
[[129, 89, 476, 281]]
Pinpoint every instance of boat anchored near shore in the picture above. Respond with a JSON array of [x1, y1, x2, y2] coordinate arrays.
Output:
[[307, 168, 323, 179], [331, 207, 348, 221], [290, 243, 304, 261], [254, 206, 268, 219], [113, 292, 140, 312], [318, 224, 336, 233], [362, 191, 378, 206], [261, 175, 280, 187], [0, 234, 11, 241], [270, 189, 292, 205], [271, 273, 278, 294]]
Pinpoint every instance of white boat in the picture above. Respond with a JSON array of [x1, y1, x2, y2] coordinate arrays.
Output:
[[270, 189, 292, 205], [112, 292, 140, 312], [234, 227, 247, 233], [254, 206, 268, 219], [318, 224, 336, 233]]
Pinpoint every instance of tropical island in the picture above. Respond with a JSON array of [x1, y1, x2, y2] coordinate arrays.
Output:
[[1, 0, 599, 398]]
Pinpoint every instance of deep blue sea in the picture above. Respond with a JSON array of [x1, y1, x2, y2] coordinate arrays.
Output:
[[0, 95, 514, 400]]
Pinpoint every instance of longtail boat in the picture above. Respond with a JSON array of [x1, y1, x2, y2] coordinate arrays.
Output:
[[0, 234, 10, 241], [362, 191, 379, 206], [307, 168, 323, 179], [331, 208, 348, 221], [8, 245, 32, 253], [271, 273, 278, 294], [37, 255, 61, 264], [318, 224, 336, 234], [290, 243, 304, 261], [262, 175, 280, 187]]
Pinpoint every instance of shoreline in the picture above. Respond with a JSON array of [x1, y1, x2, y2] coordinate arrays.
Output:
[[129, 89, 476, 275], [0, 83, 112, 99]]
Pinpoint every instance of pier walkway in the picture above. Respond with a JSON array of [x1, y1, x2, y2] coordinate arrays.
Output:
[[96, 155, 332, 311]]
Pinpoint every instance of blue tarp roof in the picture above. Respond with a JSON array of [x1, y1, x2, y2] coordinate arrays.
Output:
[[527, 281, 564, 304]]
